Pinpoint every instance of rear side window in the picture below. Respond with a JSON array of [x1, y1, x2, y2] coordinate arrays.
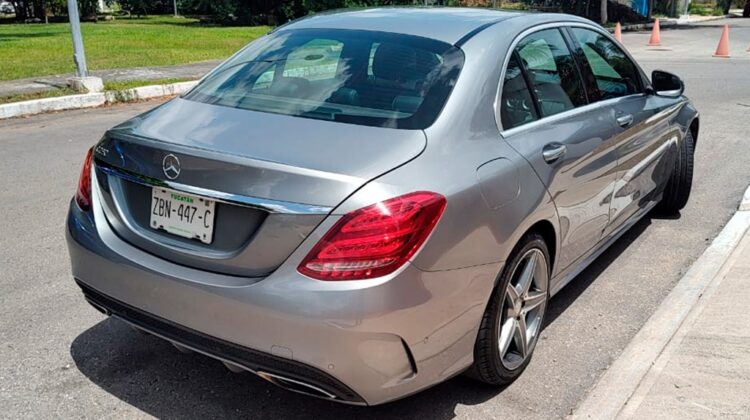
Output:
[[184, 29, 464, 129], [570, 28, 642, 100], [501, 54, 538, 129], [514, 29, 587, 118]]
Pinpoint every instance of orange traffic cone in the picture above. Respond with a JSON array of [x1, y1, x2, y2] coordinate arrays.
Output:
[[648, 19, 661, 46], [614, 22, 622, 42], [713, 24, 730, 58]]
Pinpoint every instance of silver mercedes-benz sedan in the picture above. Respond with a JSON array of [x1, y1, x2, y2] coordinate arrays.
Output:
[[66, 8, 698, 405]]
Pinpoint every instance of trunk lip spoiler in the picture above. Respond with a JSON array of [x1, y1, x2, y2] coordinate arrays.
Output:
[[96, 160, 333, 215]]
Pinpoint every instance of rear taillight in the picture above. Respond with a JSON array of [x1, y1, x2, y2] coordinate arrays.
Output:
[[298, 191, 447, 281], [75, 147, 94, 210]]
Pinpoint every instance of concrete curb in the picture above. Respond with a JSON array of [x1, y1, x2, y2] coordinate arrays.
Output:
[[741, 185, 750, 211], [0, 93, 106, 120], [0, 80, 198, 120], [571, 184, 750, 419], [102, 81, 198, 104]]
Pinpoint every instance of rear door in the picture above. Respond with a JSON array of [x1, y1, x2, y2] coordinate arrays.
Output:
[[566, 26, 678, 233], [499, 27, 620, 274]]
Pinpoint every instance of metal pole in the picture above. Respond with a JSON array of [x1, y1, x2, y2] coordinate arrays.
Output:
[[173, 0, 178, 17], [66, 0, 88, 77]]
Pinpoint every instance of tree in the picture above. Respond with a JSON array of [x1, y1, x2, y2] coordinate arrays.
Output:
[[719, 0, 731, 14], [9, 0, 97, 22], [117, 0, 175, 17], [118, 0, 149, 17], [600, 0, 607, 23], [77, 0, 98, 19]]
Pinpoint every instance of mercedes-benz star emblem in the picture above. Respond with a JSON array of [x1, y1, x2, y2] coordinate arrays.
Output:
[[162, 154, 181, 180]]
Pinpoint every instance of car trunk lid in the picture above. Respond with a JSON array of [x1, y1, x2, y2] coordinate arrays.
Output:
[[93, 98, 426, 277]]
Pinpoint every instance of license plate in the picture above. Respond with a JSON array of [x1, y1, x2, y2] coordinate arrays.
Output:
[[150, 188, 216, 244]]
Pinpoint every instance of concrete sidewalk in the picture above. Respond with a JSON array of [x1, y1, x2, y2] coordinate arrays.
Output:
[[621, 230, 750, 418], [574, 187, 750, 419]]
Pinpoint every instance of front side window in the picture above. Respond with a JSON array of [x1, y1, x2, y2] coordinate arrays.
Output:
[[515, 28, 587, 118], [570, 28, 642, 100], [184, 29, 464, 129]]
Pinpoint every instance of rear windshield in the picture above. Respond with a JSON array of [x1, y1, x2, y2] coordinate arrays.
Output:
[[183, 28, 464, 129]]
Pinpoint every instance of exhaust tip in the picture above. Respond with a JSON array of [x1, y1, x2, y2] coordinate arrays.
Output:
[[256, 371, 337, 400], [84, 297, 111, 315]]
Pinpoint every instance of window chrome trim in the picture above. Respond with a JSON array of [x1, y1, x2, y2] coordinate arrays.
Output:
[[500, 93, 649, 138], [494, 21, 650, 137], [96, 162, 333, 215]]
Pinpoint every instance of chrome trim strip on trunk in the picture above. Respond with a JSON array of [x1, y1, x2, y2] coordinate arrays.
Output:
[[96, 160, 333, 215]]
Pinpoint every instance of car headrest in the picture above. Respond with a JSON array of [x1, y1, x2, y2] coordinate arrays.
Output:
[[372, 43, 440, 82], [268, 76, 310, 97], [328, 87, 360, 106], [392, 95, 423, 114]]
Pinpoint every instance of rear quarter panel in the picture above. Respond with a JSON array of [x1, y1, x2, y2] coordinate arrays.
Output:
[[333, 17, 562, 274]]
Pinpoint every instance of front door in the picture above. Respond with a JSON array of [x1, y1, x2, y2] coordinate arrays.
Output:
[[566, 27, 680, 233]]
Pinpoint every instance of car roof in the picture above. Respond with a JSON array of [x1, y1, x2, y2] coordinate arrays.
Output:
[[278, 7, 525, 45]]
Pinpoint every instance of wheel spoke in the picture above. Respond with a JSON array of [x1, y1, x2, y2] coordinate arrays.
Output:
[[514, 314, 528, 358], [499, 317, 516, 358], [523, 290, 546, 312], [515, 252, 537, 296], [506, 283, 520, 308], [499, 247, 549, 370]]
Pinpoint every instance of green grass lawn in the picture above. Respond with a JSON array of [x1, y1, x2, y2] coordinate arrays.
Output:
[[0, 87, 78, 104], [102, 77, 194, 91], [0, 16, 270, 81]]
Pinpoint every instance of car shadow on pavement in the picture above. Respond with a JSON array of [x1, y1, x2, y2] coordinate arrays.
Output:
[[543, 215, 654, 328], [71, 319, 503, 419]]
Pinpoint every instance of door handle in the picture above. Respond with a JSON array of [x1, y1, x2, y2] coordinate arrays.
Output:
[[616, 114, 634, 127], [542, 143, 567, 163]]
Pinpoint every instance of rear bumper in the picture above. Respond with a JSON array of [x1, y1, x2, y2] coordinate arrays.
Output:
[[76, 278, 364, 403], [66, 197, 500, 405]]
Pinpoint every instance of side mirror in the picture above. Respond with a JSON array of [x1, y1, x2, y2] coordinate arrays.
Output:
[[649, 70, 684, 98]]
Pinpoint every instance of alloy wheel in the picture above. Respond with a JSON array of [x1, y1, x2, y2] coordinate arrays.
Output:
[[498, 248, 549, 370]]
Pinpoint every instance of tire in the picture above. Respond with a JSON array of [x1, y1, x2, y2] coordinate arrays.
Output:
[[657, 130, 695, 214], [469, 233, 550, 385]]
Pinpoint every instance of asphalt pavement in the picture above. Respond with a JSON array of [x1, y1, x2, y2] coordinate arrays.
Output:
[[1, 17, 749, 420]]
